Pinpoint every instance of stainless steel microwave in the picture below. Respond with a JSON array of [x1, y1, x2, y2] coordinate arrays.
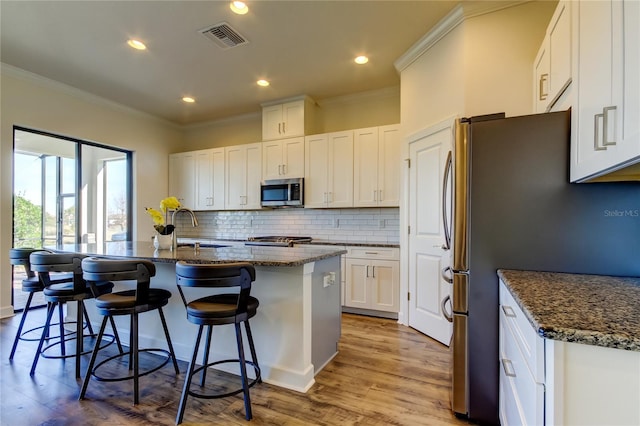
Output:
[[260, 178, 304, 207]]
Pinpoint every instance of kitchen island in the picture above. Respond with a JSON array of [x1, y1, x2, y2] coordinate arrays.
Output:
[[54, 241, 346, 392], [498, 269, 640, 425]]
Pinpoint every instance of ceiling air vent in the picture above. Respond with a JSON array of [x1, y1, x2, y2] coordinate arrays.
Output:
[[199, 22, 248, 49]]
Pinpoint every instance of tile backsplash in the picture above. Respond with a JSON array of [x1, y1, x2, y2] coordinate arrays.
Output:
[[174, 208, 400, 244]]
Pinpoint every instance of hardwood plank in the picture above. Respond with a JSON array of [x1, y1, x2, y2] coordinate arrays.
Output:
[[1, 311, 471, 425]]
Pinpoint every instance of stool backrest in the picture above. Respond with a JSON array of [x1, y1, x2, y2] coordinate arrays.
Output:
[[10, 248, 47, 278], [81, 257, 156, 303], [29, 251, 86, 292], [175, 261, 255, 313]]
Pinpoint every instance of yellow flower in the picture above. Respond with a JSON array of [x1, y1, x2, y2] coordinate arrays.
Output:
[[160, 196, 181, 213], [145, 207, 164, 226]]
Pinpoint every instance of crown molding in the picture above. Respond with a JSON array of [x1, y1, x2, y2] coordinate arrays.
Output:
[[1, 62, 181, 130], [394, 1, 527, 73]]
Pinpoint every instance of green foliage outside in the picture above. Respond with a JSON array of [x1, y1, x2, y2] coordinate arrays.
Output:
[[13, 193, 44, 248]]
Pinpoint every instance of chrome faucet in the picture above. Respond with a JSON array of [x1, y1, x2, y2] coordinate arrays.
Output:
[[171, 208, 199, 249]]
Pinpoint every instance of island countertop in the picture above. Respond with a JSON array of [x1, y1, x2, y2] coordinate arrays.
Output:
[[51, 241, 347, 267], [498, 269, 640, 351]]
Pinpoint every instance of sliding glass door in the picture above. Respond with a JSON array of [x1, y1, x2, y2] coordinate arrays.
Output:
[[12, 128, 132, 310]]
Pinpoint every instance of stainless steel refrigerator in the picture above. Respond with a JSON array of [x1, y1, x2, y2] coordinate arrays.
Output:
[[448, 109, 640, 424]]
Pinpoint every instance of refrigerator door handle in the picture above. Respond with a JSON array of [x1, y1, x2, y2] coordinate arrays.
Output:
[[442, 150, 452, 251], [441, 295, 453, 322], [441, 266, 453, 284]]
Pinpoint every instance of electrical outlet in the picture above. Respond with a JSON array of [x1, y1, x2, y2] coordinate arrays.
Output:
[[323, 274, 331, 287]]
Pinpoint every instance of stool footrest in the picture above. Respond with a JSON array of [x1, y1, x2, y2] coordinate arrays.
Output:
[[41, 333, 116, 359], [187, 359, 261, 400], [91, 348, 173, 382]]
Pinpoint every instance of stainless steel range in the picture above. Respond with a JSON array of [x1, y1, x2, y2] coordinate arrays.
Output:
[[245, 236, 312, 247]]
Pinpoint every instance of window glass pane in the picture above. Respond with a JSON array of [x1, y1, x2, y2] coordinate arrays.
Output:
[[61, 157, 76, 194], [61, 195, 76, 244], [105, 159, 128, 241], [43, 156, 57, 245], [13, 152, 42, 248]]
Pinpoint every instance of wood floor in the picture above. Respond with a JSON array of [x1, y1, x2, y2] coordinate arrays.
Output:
[[1, 308, 471, 426]]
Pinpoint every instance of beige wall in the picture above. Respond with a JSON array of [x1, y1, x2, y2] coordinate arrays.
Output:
[[181, 88, 401, 152], [0, 66, 183, 317]]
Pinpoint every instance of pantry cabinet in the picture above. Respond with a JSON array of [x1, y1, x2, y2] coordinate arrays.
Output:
[[225, 142, 262, 210], [194, 148, 225, 211], [353, 124, 401, 207], [262, 97, 317, 141], [344, 247, 399, 313], [533, 1, 571, 113], [570, 0, 640, 182], [304, 131, 354, 208], [262, 136, 305, 180], [169, 152, 195, 208]]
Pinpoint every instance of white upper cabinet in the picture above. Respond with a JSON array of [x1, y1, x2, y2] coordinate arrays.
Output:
[[570, 0, 640, 182], [262, 97, 317, 141], [194, 148, 225, 211], [169, 152, 195, 208], [225, 142, 262, 210], [533, 0, 572, 113], [304, 131, 354, 208], [353, 124, 401, 207], [262, 136, 305, 180]]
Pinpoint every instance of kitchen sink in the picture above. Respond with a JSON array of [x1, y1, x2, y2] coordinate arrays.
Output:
[[176, 243, 228, 249]]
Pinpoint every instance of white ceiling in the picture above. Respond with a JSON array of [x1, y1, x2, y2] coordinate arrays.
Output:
[[0, 0, 461, 125]]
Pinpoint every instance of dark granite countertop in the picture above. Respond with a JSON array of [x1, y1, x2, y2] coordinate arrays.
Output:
[[498, 269, 640, 351], [50, 241, 347, 267]]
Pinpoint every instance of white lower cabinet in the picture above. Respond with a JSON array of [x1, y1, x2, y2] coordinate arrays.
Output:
[[499, 279, 640, 426], [345, 247, 399, 313]]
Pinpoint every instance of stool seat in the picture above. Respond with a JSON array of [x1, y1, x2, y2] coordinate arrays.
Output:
[[95, 288, 172, 310], [186, 294, 259, 322], [44, 280, 113, 299]]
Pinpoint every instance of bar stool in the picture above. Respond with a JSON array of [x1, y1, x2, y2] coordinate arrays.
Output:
[[8, 248, 52, 360], [29, 251, 116, 378], [175, 261, 261, 424], [79, 257, 179, 405]]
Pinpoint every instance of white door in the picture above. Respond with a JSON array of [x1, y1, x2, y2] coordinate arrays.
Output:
[[407, 119, 454, 345]]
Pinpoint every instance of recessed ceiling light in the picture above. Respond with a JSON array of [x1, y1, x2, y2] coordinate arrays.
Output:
[[257, 79, 270, 87], [230, 1, 249, 15], [182, 96, 196, 103], [127, 39, 147, 50], [354, 55, 369, 65]]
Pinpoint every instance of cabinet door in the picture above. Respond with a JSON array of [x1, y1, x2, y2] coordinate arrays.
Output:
[[548, 0, 571, 102], [369, 259, 399, 313], [169, 152, 195, 208], [378, 125, 401, 207], [194, 149, 213, 210], [262, 140, 284, 180], [262, 104, 283, 141], [210, 148, 225, 210], [244, 142, 262, 209], [533, 40, 549, 113], [571, 0, 640, 181], [345, 258, 369, 309], [327, 131, 354, 208], [282, 100, 305, 137], [281, 136, 305, 178], [225, 145, 247, 209], [304, 134, 330, 208], [353, 127, 379, 207]]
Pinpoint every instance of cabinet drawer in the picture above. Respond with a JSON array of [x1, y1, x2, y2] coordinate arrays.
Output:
[[500, 313, 545, 426], [347, 247, 399, 260], [500, 280, 545, 382]]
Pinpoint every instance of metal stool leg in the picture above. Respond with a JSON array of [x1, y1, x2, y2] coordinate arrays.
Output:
[[109, 316, 124, 354], [132, 312, 139, 405], [58, 302, 66, 357], [9, 292, 35, 360], [200, 325, 213, 386], [157, 307, 179, 374], [79, 316, 109, 400], [176, 325, 203, 425], [244, 320, 261, 383], [235, 322, 252, 420], [30, 303, 56, 376]]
